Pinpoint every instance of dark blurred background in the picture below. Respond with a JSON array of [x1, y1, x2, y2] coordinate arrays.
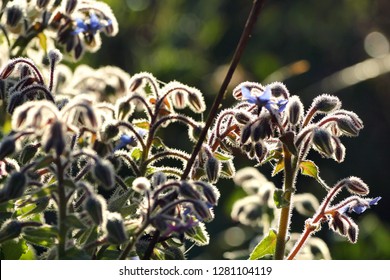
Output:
[[83, 0, 390, 259]]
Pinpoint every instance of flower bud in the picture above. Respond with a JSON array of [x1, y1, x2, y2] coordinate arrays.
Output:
[[336, 116, 359, 137], [101, 123, 119, 142], [287, 96, 304, 125], [254, 142, 266, 162], [192, 201, 212, 221], [43, 121, 66, 156], [172, 91, 187, 109], [204, 156, 220, 184], [132, 177, 151, 193], [179, 181, 201, 200], [312, 94, 341, 113], [188, 91, 205, 113], [0, 220, 22, 243], [93, 159, 115, 190], [65, 0, 78, 14], [151, 171, 167, 188], [328, 212, 347, 236], [312, 128, 334, 157], [4, 172, 27, 200], [195, 181, 220, 206], [333, 137, 345, 163], [19, 143, 39, 164], [84, 194, 106, 225], [234, 111, 252, 125], [116, 100, 132, 120], [105, 212, 128, 245], [347, 221, 358, 243], [251, 118, 271, 142], [6, 6, 23, 28], [269, 82, 289, 99], [37, 0, 51, 8], [0, 136, 16, 160], [240, 124, 251, 145], [343, 176, 369, 196]]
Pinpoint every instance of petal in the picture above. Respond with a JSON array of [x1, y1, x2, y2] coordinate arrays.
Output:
[[277, 99, 288, 113], [259, 86, 272, 102], [352, 205, 367, 214], [241, 86, 256, 103], [369, 196, 381, 206]]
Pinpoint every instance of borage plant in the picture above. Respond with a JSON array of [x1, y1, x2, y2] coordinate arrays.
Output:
[[0, 0, 380, 260]]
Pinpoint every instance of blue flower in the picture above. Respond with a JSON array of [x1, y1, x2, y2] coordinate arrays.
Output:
[[351, 196, 381, 214], [114, 130, 147, 151], [73, 13, 110, 35], [241, 86, 288, 113]]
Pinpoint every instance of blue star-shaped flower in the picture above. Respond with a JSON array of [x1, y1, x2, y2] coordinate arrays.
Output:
[[241, 86, 288, 113], [114, 130, 147, 151], [73, 13, 111, 35], [351, 196, 381, 214]]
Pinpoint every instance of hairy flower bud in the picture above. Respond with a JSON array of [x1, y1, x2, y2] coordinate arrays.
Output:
[[179, 181, 201, 200], [65, 0, 78, 14], [205, 156, 220, 184], [312, 94, 341, 113], [287, 96, 304, 125], [84, 194, 106, 225], [195, 181, 220, 206], [101, 123, 119, 142], [312, 128, 334, 157], [187, 90, 205, 113], [333, 137, 346, 163], [172, 91, 187, 109], [336, 116, 360, 137], [48, 49, 63, 65], [43, 121, 66, 156], [240, 124, 251, 145], [347, 221, 359, 243], [105, 212, 128, 244], [251, 118, 271, 142], [0, 136, 16, 160], [342, 176, 370, 196], [234, 111, 252, 125], [37, 0, 51, 8], [192, 201, 212, 221], [254, 142, 267, 162], [0, 220, 22, 243], [4, 171, 27, 200], [269, 82, 290, 99], [93, 159, 115, 190], [6, 6, 23, 28]]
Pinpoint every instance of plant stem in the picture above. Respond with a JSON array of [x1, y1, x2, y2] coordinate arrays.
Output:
[[180, 0, 267, 180], [55, 157, 67, 259], [274, 144, 298, 260]]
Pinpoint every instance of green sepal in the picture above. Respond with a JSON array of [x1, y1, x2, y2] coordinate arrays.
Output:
[[23, 226, 57, 248], [184, 222, 209, 246]]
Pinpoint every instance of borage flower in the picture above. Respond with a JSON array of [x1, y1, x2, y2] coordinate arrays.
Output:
[[345, 196, 381, 215], [241, 86, 288, 114], [73, 12, 111, 35]]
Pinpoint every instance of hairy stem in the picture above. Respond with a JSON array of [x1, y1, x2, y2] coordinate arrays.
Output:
[[274, 144, 298, 260], [180, 0, 267, 180], [55, 157, 67, 259]]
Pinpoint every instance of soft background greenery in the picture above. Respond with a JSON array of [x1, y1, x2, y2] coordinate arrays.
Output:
[[81, 0, 390, 259]]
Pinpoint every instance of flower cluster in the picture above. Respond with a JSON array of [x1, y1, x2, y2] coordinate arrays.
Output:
[[0, 47, 221, 259], [1, 0, 118, 60]]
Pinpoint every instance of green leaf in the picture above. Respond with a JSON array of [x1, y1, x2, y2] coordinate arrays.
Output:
[[0, 239, 28, 259], [272, 158, 284, 176], [64, 214, 87, 229], [273, 189, 290, 209], [299, 160, 319, 179], [249, 229, 277, 260], [213, 151, 233, 161], [184, 222, 209, 246], [130, 147, 142, 161], [108, 188, 134, 212], [151, 137, 165, 149], [63, 247, 91, 260], [19, 197, 50, 218], [34, 155, 54, 170]]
